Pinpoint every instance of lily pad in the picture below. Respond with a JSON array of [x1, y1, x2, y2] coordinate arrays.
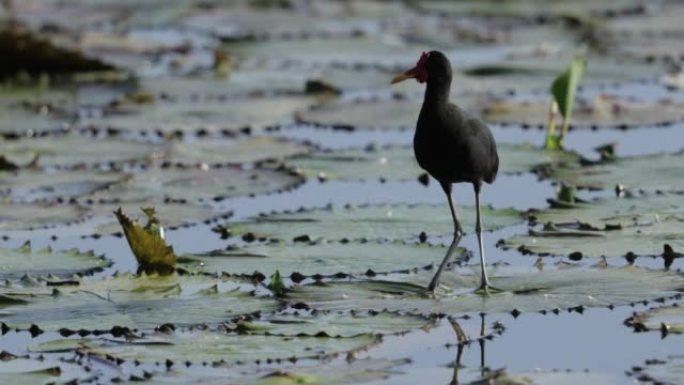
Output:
[[167, 137, 312, 166], [287, 143, 579, 181], [525, 194, 683, 230], [0, 241, 110, 280], [286, 265, 684, 315], [287, 145, 421, 181], [180, 242, 463, 277], [222, 203, 522, 242], [628, 304, 684, 334], [0, 105, 70, 136], [82, 97, 314, 134], [0, 202, 90, 232], [86, 165, 304, 204], [296, 99, 421, 130], [0, 273, 276, 331], [482, 96, 684, 128], [139, 71, 309, 99], [462, 52, 663, 93], [0, 355, 93, 385], [463, 369, 618, 385], [411, 0, 643, 17], [31, 330, 377, 366], [240, 309, 433, 338], [223, 37, 428, 70], [502, 219, 684, 259], [251, 358, 411, 385], [0, 134, 161, 168], [544, 151, 684, 192], [0, 169, 124, 203], [630, 355, 684, 385]]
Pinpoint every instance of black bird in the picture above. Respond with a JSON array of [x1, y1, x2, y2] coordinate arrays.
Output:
[[392, 51, 499, 293]]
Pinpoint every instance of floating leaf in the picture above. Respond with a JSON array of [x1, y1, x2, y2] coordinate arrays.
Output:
[[286, 265, 684, 315], [115, 207, 176, 274], [0, 273, 275, 331], [502, 219, 684, 260], [544, 151, 684, 192], [630, 355, 684, 385], [288, 143, 578, 181], [0, 134, 161, 168], [241, 310, 432, 338], [463, 368, 618, 385], [88, 165, 303, 203], [32, 330, 377, 366], [167, 137, 312, 166], [0, 202, 89, 232], [0, 169, 123, 203], [483, 96, 684, 129], [0, 241, 110, 280], [627, 304, 684, 334], [181, 242, 462, 277], [0, 355, 92, 385], [528, 193, 682, 229], [82, 97, 314, 134], [297, 99, 421, 130], [222, 204, 522, 242], [143, 357, 410, 385]]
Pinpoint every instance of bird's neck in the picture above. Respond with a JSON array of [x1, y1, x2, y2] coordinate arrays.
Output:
[[423, 78, 451, 110]]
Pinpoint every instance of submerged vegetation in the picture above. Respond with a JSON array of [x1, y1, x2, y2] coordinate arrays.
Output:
[[0, 0, 683, 384]]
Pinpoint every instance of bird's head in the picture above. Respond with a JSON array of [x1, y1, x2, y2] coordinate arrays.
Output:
[[391, 51, 451, 85]]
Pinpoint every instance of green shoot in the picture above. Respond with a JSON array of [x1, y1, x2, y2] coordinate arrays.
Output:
[[546, 56, 586, 149], [268, 270, 286, 298]]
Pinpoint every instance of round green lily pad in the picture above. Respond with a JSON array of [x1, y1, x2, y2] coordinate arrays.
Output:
[[31, 330, 376, 366], [0, 134, 161, 168], [502, 219, 684, 259], [628, 304, 684, 334], [286, 265, 684, 315], [180, 242, 463, 277], [0, 169, 124, 203], [0, 202, 89, 232], [287, 143, 579, 181], [482, 96, 684, 128], [544, 151, 684, 192], [502, 193, 684, 259], [82, 97, 315, 133], [167, 136, 312, 166], [0, 273, 276, 331], [631, 355, 684, 385], [241, 310, 433, 338], [147, 357, 410, 385], [86, 165, 304, 204], [222, 37, 424, 69], [297, 99, 421, 130], [0, 355, 92, 385], [0, 241, 110, 280], [526, 194, 683, 229], [223, 203, 522, 242]]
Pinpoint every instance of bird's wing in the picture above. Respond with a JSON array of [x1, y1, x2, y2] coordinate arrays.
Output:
[[447, 104, 499, 183]]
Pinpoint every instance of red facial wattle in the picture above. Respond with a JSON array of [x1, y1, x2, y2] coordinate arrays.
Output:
[[413, 51, 429, 83]]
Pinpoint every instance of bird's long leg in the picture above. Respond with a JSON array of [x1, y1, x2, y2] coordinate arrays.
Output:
[[474, 182, 491, 290], [427, 182, 463, 292]]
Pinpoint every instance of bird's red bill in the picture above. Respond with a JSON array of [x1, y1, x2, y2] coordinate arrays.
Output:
[[390, 51, 429, 84]]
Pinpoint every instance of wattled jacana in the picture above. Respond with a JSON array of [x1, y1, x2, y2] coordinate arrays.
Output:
[[392, 51, 499, 293]]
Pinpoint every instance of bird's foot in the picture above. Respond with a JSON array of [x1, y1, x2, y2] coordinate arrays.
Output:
[[420, 284, 451, 298], [474, 284, 504, 297]]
